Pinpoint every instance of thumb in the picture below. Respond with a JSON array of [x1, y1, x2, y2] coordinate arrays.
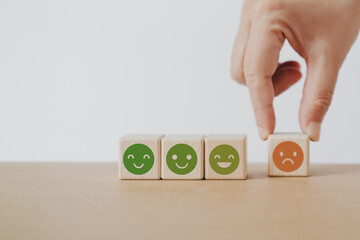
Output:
[[299, 57, 338, 141]]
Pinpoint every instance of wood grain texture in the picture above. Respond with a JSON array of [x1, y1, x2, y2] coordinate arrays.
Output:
[[1, 163, 360, 240], [205, 134, 247, 179], [119, 134, 164, 179], [161, 135, 204, 179], [268, 133, 309, 177]]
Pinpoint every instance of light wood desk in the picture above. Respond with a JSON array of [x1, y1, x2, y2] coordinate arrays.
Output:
[[1, 163, 360, 240]]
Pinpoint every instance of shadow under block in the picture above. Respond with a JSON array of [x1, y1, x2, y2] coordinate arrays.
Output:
[[268, 133, 309, 177], [161, 135, 204, 180], [119, 134, 164, 180], [205, 134, 247, 180]]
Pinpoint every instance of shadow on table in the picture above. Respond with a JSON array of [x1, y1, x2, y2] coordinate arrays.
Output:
[[309, 164, 360, 177], [246, 164, 360, 180]]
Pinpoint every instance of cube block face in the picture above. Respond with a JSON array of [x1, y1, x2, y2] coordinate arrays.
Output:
[[268, 133, 309, 177], [161, 135, 204, 179], [119, 134, 164, 179], [205, 134, 247, 179]]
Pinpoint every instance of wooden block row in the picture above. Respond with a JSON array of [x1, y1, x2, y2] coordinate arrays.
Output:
[[119, 134, 247, 180], [119, 133, 309, 180]]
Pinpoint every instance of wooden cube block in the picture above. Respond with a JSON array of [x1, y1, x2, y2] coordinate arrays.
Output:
[[204, 134, 247, 180], [161, 135, 204, 180], [268, 133, 309, 177], [119, 134, 164, 180]]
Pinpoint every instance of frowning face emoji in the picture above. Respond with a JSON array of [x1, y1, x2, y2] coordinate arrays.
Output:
[[273, 141, 303, 172]]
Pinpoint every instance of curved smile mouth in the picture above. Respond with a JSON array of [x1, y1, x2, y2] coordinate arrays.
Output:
[[133, 163, 145, 169], [282, 158, 295, 165], [175, 163, 189, 169], [217, 162, 232, 168]]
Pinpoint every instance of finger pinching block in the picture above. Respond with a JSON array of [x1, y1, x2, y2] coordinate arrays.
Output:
[[119, 134, 164, 180], [268, 133, 309, 177], [205, 134, 247, 180], [161, 135, 204, 180]]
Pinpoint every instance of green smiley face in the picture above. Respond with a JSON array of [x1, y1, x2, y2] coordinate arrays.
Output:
[[123, 144, 154, 175], [166, 144, 197, 175], [209, 144, 240, 175]]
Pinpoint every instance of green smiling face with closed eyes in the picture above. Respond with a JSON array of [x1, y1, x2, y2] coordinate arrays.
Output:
[[123, 144, 154, 175], [209, 144, 239, 175]]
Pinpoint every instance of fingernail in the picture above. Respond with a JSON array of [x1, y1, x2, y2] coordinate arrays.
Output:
[[257, 126, 270, 140], [306, 121, 321, 141]]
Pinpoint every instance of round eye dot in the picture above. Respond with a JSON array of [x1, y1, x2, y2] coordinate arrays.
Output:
[[280, 152, 284, 157], [293, 151, 297, 157], [172, 154, 177, 160], [186, 154, 192, 160]]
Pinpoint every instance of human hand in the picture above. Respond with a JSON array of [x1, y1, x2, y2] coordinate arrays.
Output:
[[231, 0, 360, 141]]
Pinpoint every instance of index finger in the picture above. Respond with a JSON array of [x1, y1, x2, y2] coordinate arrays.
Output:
[[243, 18, 286, 139]]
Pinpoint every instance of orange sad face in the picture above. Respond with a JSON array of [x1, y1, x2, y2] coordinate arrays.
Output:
[[273, 141, 304, 172]]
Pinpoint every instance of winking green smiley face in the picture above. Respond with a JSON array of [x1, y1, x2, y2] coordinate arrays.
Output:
[[209, 144, 240, 175], [166, 144, 197, 175]]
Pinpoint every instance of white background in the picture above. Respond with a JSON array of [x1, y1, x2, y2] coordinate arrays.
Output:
[[0, 0, 359, 163]]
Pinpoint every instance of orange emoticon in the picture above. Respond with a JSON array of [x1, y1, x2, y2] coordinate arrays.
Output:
[[273, 141, 304, 172]]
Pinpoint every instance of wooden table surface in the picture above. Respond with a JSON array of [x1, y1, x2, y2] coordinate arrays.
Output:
[[1, 163, 360, 240]]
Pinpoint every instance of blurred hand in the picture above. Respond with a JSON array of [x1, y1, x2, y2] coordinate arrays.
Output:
[[231, 0, 360, 141]]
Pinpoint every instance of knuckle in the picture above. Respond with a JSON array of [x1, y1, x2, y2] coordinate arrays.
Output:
[[253, 102, 273, 113], [253, 0, 288, 34], [244, 67, 272, 85], [243, 68, 258, 85], [312, 91, 333, 113]]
